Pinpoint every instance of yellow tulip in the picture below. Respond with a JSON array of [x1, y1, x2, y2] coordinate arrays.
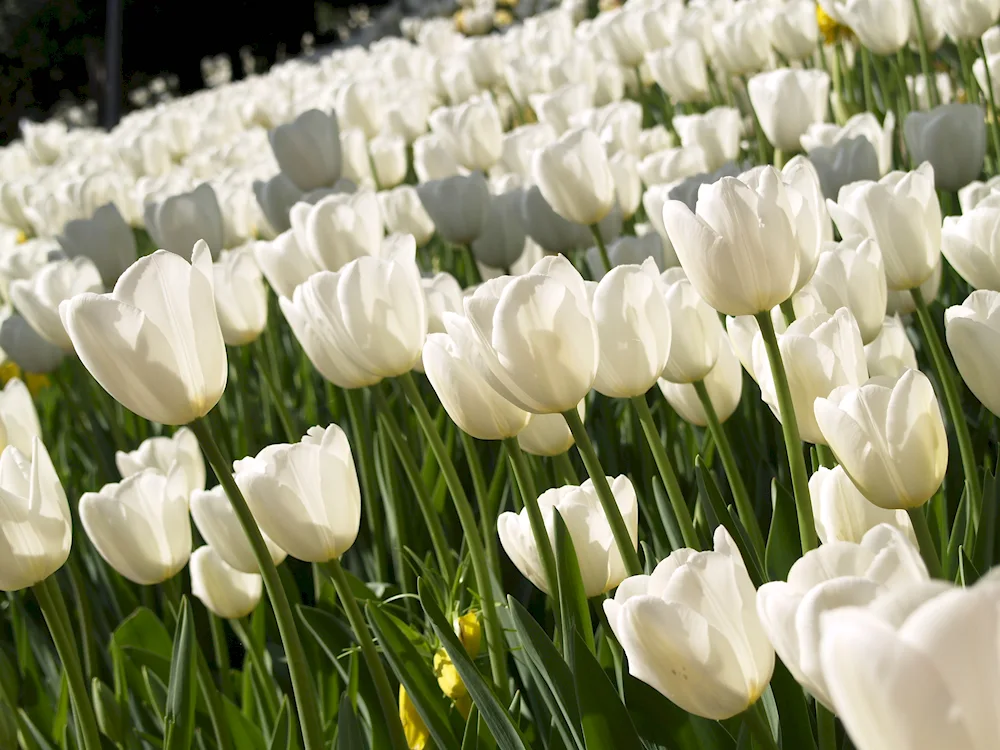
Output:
[[398, 686, 430, 750]]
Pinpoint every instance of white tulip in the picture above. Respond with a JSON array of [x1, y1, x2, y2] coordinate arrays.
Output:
[[115, 427, 205, 499], [190, 545, 263, 619], [289, 191, 383, 273], [9, 257, 103, 351], [864, 315, 917, 378], [144, 183, 225, 261], [190, 485, 287, 574], [658, 333, 743, 427], [810, 467, 916, 546]]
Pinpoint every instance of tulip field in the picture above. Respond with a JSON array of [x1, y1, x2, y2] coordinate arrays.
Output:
[[4, 0, 1000, 748]]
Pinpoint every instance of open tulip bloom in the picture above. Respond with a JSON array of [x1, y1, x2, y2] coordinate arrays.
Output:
[[12, 3, 1000, 750]]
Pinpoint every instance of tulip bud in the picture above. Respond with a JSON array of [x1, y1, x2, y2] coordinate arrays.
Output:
[[945, 290, 1000, 416], [769, 0, 820, 61], [0, 314, 64, 374], [80, 466, 192, 585], [60, 243, 227, 425], [532, 128, 615, 226], [802, 138, 880, 201], [422, 273, 463, 336], [833, 0, 910, 54], [608, 151, 642, 219], [234, 425, 361, 563], [713, 13, 774, 75], [958, 175, 1000, 213], [658, 333, 743, 427], [379, 186, 436, 246], [0, 378, 41, 456], [499, 475, 638, 597], [0, 438, 71, 591], [942, 194, 1000, 291], [749, 69, 831, 153], [471, 189, 527, 271], [9, 257, 103, 352], [428, 94, 503, 172], [253, 231, 320, 300], [191, 485, 287, 574], [659, 268, 725, 384], [417, 173, 490, 245], [212, 249, 268, 346], [58, 203, 138, 287], [674, 107, 742, 173], [453, 611, 481, 658], [864, 315, 917, 378], [116, 427, 205, 498], [939, 0, 1000, 40], [810, 466, 917, 546], [904, 105, 987, 191], [498, 123, 559, 177], [268, 109, 343, 192], [335, 80, 384, 140], [517, 401, 584, 457], [815, 369, 948, 509], [253, 174, 303, 235], [144, 183, 225, 261], [645, 39, 710, 104], [604, 526, 775, 720], [289, 191, 383, 273], [413, 133, 462, 183], [369, 133, 408, 189], [190, 545, 263, 619]]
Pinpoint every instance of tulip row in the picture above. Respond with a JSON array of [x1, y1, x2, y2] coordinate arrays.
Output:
[[3, 1, 1000, 750]]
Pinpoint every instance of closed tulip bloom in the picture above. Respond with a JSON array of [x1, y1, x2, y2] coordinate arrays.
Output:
[[290, 191, 383, 273], [253, 173, 303, 235], [268, 109, 342, 192], [904, 105, 987, 191], [499, 475, 638, 597], [659, 268, 724, 384], [803, 113, 896, 179], [939, 0, 1000, 39], [587, 233, 666, 281], [58, 203, 137, 287], [795, 238, 887, 344], [973, 53, 1000, 103], [517, 401, 584, 457], [886, 261, 942, 315], [815, 369, 948, 509], [460, 255, 599, 414], [190, 485, 287, 573], [471, 189, 527, 270], [521, 185, 593, 255], [946, 290, 1000, 416], [413, 133, 462, 183], [0, 314, 64, 374], [0, 439, 72, 591], [144, 183, 225, 261], [10, 257, 103, 351], [810, 467, 916, 546], [60, 243, 226, 425], [609, 151, 642, 219], [645, 39, 710, 104], [658, 334, 743, 427], [865, 315, 917, 378], [827, 163, 941, 291], [803, 137, 881, 201], [663, 170, 801, 316], [379, 186, 436, 246], [532, 128, 615, 227], [335, 80, 384, 140], [253, 231, 321, 300], [942, 194, 1000, 290], [212, 249, 268, 346], [422, 273, 463, 335], [907, 73, 955, 111], [638, 146, 709, 188], [417, 172, 490, 245], [0, 378, 41, 456], [189, 545, 263, 619], [80, 467, 192, 585], [825, 0, 910, 54], [429, 95, 504, 172], [369, 134, 408, 189], [674, 108, 742, 173], [749, 69, 831, 154], [769, 0, 819, 61], [280, 235, 427, 389], [233, 425, 361, 562], [115, 427, 205, 498], [591, 260, 672, 399], [713, 14, 774, 75], [605, 526, 775, 720], [339, 129, 373, 187], [958, 175, 1000, 213], [756, 524, 926, 710]]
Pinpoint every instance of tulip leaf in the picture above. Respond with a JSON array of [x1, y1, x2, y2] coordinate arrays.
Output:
[[569, 630, 642, 750], [142, 666, 167, 722], [974, 467, 998, 571], [336, 692, 364, 750], [113, 607, 173, 663], [507, 596, 584, 750], [267, 698, 290, 750], [652, 477, 684, 552], [222, 698, 266, 750], [696, 459, 766, 586], [958, 546, 981, 587], [365, 603, 462, 749], [945, 488, 969, 579], [765, 480, 799, 582], [418, 579, 530, 750], [767, 659, 816, 750], [461, 704, 480, 750], [554, 510, 596, 659], [163, 598, 197, 750]]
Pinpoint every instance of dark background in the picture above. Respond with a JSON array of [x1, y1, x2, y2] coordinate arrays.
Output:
[[1, 0, 384, 145]]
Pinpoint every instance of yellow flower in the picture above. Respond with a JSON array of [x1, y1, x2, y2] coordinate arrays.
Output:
[[494, 9, 514, 27], [454, 611, 482, 659], [399, 686, 430, 750], [816, 5, 846, 44], [0, 361, 20, 385], [434, 648, 472, 718]]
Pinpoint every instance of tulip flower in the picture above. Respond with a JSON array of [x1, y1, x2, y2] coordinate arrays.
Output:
[[233, 425, 361, 563], [80, 467, 192, 585], [756, 524, 926, 710], [212, 249, 268, 346], [608, 151, 642, 219], [945, 290, 1000, 416], [339, 128, 373, 187], [586, 233, 666, 281], [904, 105, 987, 191], [958, 175, 1000, 213], [416, 172, 490, 245], [645, 39, 710, 104], [253, 173, 303, 235], [658, 334, 743, 427], [673, 108, 742, 173], [498, 123, 559, 177], [604, 526, 775, 721], [769, 0, 820, 61], [190, 485, 287, 574], [907, 73, 955, 110], [591, 260, 672, 399], [499, 475, 638, 597], [421, 273, 463, 336], [748, 69, 831, 154], [268, 109, 343, 192], [116, 427, 205, 498], [335, 80, 384, 140], [713, 13, 774, 75], [58, 203, 138, 287], [637, 147, 708, 188], [470, 189, 527, 271], [378, 186, 436, 246], [280, 234, 426, 389], [289, 191, 383, 273], [814, 369, 948, 509], [802, 112, 895, 177], [0, 378, 41, 456], [144, 183, 225, 261], [822, 0, 911, 54], [810, 467, 917, 545], [827, 163, 941, 291], [413, 133, 462, 183], [938, 0, 1000, 39], [821, 575, 1000, 750], [521, 184, 594, 254], [659, 268, 724, 384], [190, 545, 263, 619], [532, 128, 615, 227], [517, 401, 584, 457], [0, 438, 72, 591], [0, 313, 65, 374], [9, 257, 103, 351], [253, 231, 320, 300], [864, 315, 918, 378], [369, 134, 408, 189], [941, 194, 1000, 291], [429, 95, 504, 172]]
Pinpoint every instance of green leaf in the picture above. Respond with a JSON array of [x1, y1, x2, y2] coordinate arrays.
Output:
[[164, 598, 197, 750], [553, 510, 595, 658], [696, 459, 765, 586], [461, 705, 480, 750], [765, 479, 799, 582], [570, 630, 642, 750], [768, 659, 816, 750], [91, 678, 124, 745], [958, 546, 981, 586], [366, 604, 461, 749], [142, 666, 168, 722], [974, 467, 998, 572], [418, 579, 529, 750], [945, 488, 969, 579], [336, 692, 364, 750], [267, 699, 291, 750], [222, 698, 266, 750], [113, 607, 173, 662]]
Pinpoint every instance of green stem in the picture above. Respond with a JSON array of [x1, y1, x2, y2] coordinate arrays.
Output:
[[345, 388, 388, 581], [907, 507, 943, 578], [743, 701, 780, 750], [895, 50, 915, 112], [816, 443, 838, 469], [911, 288, 982, 524], [692, 380, 764, 557], [254, 337, 296, 442], [630, 396, 700, 549], [398, 372, 509, 700], [779, 299, 796, 326], [589, 225, 612, 274], [562, 406, 642, 575], [189, 417, 323, 750], [209, 615, 232, 701], [817, 703, 838, 750], [33, 577, 101, 750], [230, 619, 280, 721], [755, 311, 818, 553], [553, 451, 578, 484], [861, 46, 877, 114], [744, 75, 772, 165], [324, 558, 408, 750], [910, 0, 940, 107]]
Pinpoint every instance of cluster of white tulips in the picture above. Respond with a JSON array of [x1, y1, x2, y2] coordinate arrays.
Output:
[[3, 0, 1000, 749]]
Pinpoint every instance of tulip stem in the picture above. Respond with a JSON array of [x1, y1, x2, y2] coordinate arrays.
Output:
[[755, 311, 818, 553], [743, 701, 780, 750], [907, 507, 944, 578], [189, 417, 324, 750], [230, 618, 280, 721], [554, 451, 578, 484], [630, 396, 700, 550], [911, 288, 982, 525], [503, 438, 562, 608], [397, 371, 510, 701], [562, 406, 643, 575], [816, 444, 838, 469], [909, 0, 940, 108], [345, 388, 388, 581], [861, 46, 877, 115], [817, 704, 837, 750], [33, 577, 102, 750], [589, 225, 612, 274], [324, 559, 409, 750], [692, 381, 764, 557]]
